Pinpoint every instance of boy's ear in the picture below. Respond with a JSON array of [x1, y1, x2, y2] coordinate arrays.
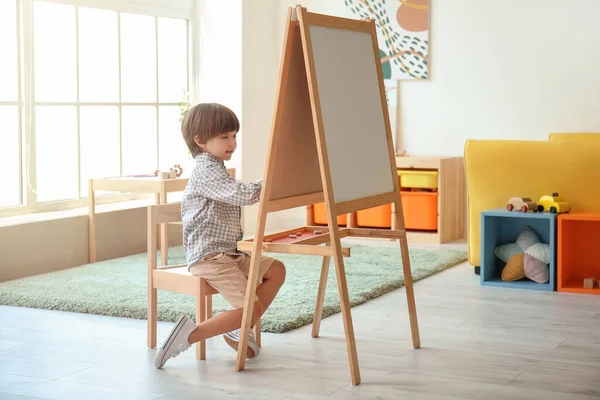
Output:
[[194, 136, 206, 150]]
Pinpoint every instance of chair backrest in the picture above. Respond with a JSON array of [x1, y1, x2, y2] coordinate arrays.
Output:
[[148, 203, 182, 226], [147, 203, 183, 271]]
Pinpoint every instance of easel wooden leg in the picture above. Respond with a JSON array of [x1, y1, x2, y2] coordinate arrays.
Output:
[[394, 198, 421, 349], [330, 234, 361, 385], [312, 253, 330, 338], [235, 214, 267, 372]]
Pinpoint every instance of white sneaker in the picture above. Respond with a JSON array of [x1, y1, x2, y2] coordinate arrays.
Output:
[[223, 328, 260, 359], [155, 315, 197, 369]]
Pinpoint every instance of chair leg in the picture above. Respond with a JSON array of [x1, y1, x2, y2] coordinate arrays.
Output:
[[196, 281, 207, 360], [207, 294, 213, 319], [148, 286, 157, 348], [254, 319, 261, 348]]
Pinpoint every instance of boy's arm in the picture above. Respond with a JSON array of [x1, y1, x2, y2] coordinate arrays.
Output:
[[194, 163, 262, 206]]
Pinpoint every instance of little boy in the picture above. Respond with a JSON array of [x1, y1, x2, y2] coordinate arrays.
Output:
[[155, 103, 286, 369]]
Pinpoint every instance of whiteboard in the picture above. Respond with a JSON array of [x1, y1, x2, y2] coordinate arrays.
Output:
[[308, 24, 395, 203]]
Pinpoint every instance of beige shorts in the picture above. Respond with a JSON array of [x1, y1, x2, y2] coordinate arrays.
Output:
[[189, 252, 277, 309]]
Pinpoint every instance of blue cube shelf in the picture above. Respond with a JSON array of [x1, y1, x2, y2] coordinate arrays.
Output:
[[481, 209, 557, 291]]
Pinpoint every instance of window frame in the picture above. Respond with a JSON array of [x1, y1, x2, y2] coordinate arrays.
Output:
[[0, 0, 197, 219]]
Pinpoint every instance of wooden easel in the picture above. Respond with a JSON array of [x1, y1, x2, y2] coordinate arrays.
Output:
[[234, 6, 420, 386]]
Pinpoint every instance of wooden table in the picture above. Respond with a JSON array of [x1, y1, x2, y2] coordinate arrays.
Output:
[[88, 176, 188, 265]]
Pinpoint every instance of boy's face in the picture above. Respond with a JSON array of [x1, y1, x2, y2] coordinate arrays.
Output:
[[197, 131, 237, 161]]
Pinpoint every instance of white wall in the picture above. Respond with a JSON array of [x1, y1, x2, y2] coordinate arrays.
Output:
[[398, 0, 600, 156], [238, 1, 283, 234], [194, 0, 242, 171], [195, 0, 291, 234]]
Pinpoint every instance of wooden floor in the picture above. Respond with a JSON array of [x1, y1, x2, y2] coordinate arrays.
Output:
[[1, 240, 599, 399]]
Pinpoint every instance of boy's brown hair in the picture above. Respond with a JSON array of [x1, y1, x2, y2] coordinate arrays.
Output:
[[181, 103, 240, 157]]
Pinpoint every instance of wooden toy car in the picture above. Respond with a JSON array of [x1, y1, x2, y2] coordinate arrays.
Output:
[[506, 196, 538, 212], [537, 192, 570, 213]]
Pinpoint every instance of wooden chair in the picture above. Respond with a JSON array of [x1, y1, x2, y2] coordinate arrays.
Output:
[[146, 202, 261, 360]]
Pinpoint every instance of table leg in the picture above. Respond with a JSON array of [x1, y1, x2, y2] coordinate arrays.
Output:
[[153, 193, 161, 258], [306, 205, 314, 225], [159, 190, 168, 265], [391, 202, 398, 230], [347, 212, 357, 228], [88, 179, 96, 263]]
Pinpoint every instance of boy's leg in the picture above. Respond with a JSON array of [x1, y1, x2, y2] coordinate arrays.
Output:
[[219, 257, 286, 354], [155, 255, 285, 368], [186, 254, 270, 344], [155, 295, 263, 368], [254, 260, 286, 316], [187, 301, 262, 344], [154, 302, 262, 368]]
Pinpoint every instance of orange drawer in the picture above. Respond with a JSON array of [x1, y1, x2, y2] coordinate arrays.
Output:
[[313, 202, 347, 226], [401, 191, 438, 231], [355, 192, 438, 230], [356, 204, 392, 228]]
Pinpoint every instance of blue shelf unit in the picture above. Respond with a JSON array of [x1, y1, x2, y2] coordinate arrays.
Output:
[[481, 209, 557, 291]]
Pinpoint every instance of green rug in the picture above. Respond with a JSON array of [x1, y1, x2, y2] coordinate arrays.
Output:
[[0, 245, 466, 333]]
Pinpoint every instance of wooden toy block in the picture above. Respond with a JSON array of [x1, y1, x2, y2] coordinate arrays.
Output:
[[314, 230, 322, 234], [289, 234, 297, 239], [296, 231, 302, 236], [169, 170, 177, 179], [159, 171, 170, 179], [583, 277, 595, 289]]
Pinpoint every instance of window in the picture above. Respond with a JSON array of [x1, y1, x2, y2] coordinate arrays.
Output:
[[0, 0, 20, 208], [0, 0, 193, 216]]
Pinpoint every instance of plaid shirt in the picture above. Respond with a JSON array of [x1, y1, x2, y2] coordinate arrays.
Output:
[[182, 152, 262, 267]]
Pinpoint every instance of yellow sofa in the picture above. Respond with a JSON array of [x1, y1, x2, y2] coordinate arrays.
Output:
[[548, 132, 600, 143], [464, 133, 600, 268]]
